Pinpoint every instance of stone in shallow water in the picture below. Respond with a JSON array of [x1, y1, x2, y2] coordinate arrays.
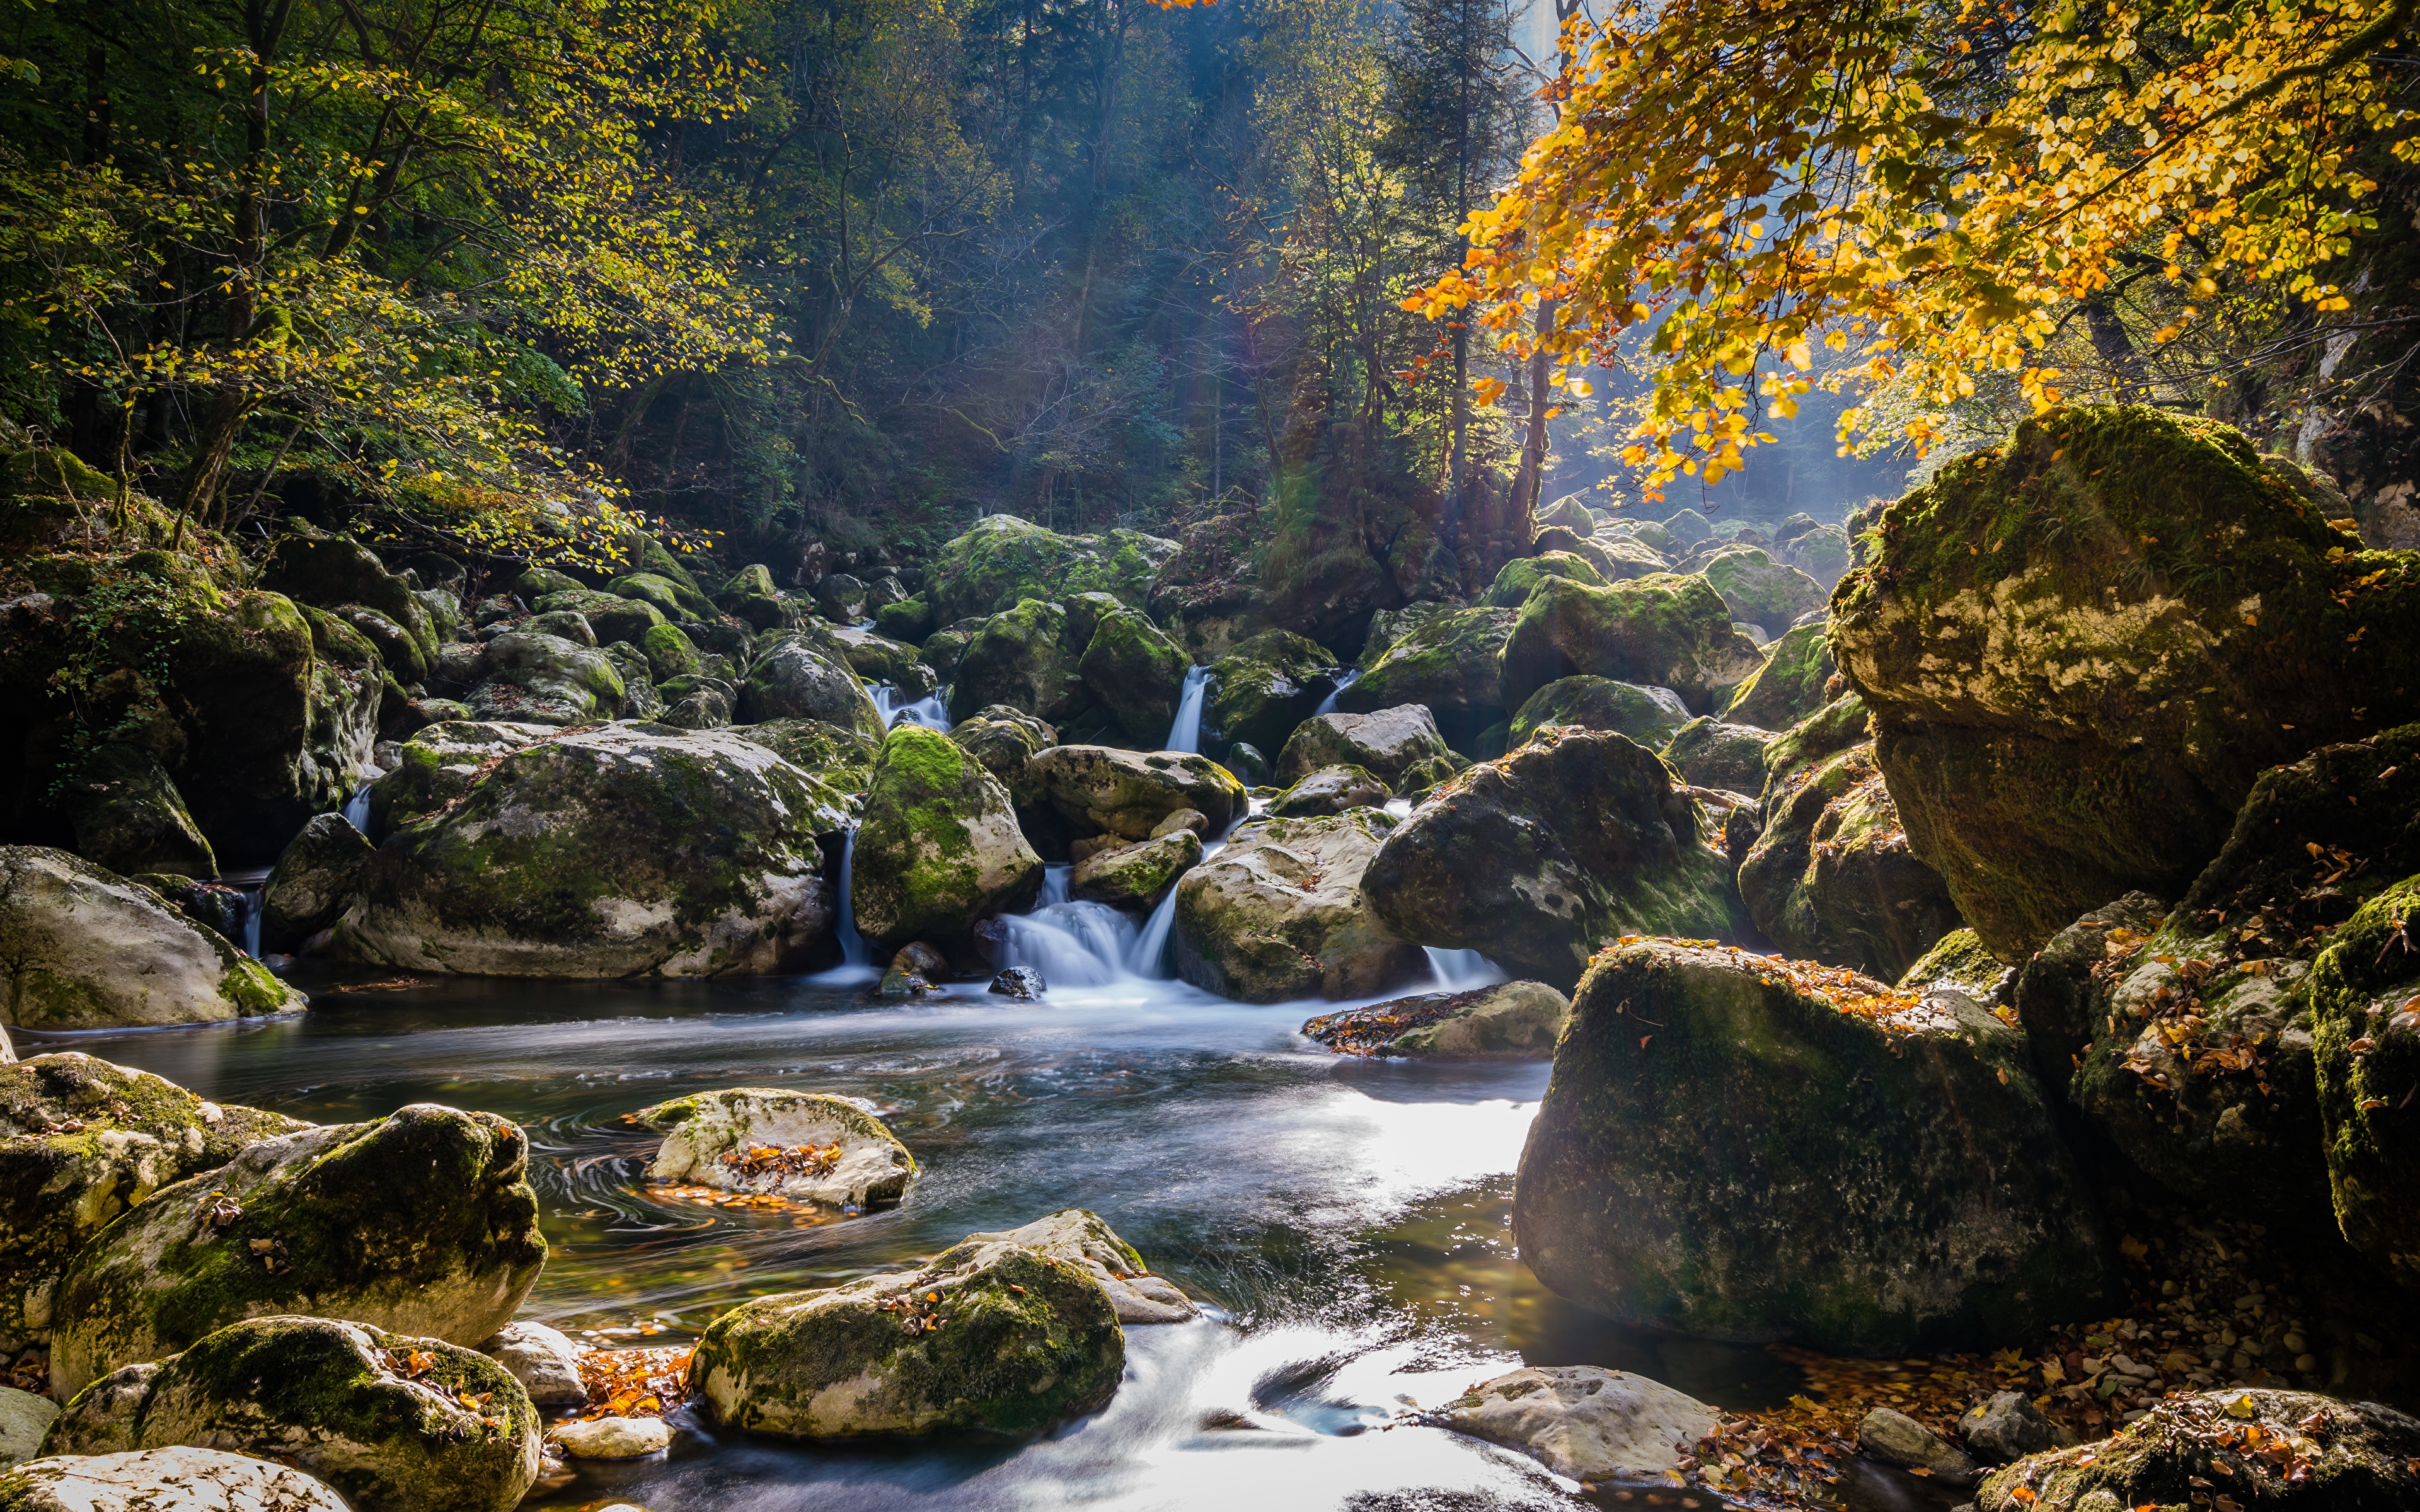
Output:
[[1299, 982, 1569, 1059], [551, 1416, 671, 1459], [950, 1209, 1196, 1324], [989, 966, 1046, 999], [635, 1088, 913, 1210], [1434, 1365, 1715, 1486], [1956, 1390, 2071, 1462], [481, 1320, 587, 1409], [1858, 1407, 1977, 1480]]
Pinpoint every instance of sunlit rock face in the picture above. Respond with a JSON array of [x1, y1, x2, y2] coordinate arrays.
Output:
[[1833, 404, 2420, 961]]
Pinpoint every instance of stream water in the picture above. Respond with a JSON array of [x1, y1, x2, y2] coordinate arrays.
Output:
[[30, 888, 1818, 1509]]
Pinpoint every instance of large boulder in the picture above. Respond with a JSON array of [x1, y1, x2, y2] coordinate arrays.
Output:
[[63, 745, 216, 879], [43, 1315, 541, 1512], [1737, 717, 1963, 983], [946, 599, 1084, 724], [635, 1088, 915, 1210], [926, 515, 1177, 624], [1269, 764, 1389, 818], [0, 848, 303, 1028], [0, 1054, 306, 1352], [1025, 745, 1245, 840], [464, 631, 623, 726], [1336, 607, 1519, 750], [340, 726, 850, 978], [851, 724, 1040, 949], [1172, 810, 1427, 1002], [1203, 631, 1341, 758], [1075, 605, 1189, 741], [689, 1229, 1124, 1439], [1722, 619, 1836, 730], [1433, 1365, 1715, 1488], [1478, 551, 1606, 608], [1499, 573, 1766, 717], [1506, 676, 1690, 749], [531, 587, 666, 647], [740, 634, 885, 741], [1700, 547, 1826, 637], [1069, 829, 1201, 908], [0, 1448, 352, 1511], [730, 718, 882, 801], [364, 720, 553, 833], [2308, 880, 2420, 1290], [49, 1104, 546, 1397], [1833, 405, 2420, 961], [1775, 517, 1851, 589], [1361, 728, 1746, 989], [1274, 706, 1462, 795], [260, 813, 374, 952], [1515, 940, 2116, 1353], [949, 1209, 1195, 1324], [1661, 717, 1774, 794], [1973, 1390, 2420, 1511], [1301, 980, 1569, 1058], [946, 707, 1056, 803]]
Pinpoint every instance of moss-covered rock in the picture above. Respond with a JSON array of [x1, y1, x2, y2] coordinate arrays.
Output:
[[363, 720, 553, 833], [851, 724, 1039, 949], [1516, 940, 2115, 1353], [1499, 574, 1765, 718], [43, 1315, 539, 1512], [2305, 881, 2420, 1290], [0, 848, 303, 1028], [1700, 547, 1826, 637], [640, 621, 702, 681], [607, 570, 710, 623], [1895, 927, 2005, 993], [1301, 980, 1569, 1058], [341, 726, 850, 977], [1270, 764, 1390, 818], [739, 634, 885, 741], [260, 527, 437, 670], [1274, 706, 1464, 795], [1361, 728, 1744, 988], [532, 588, 664, 648], [947, 1210, 1194, 1324], [62, 745, 216, 879], [1777, 523, 1850, 590], [717, 564, 790, 630], [946, 599, 1085, 724], [0, 1446, 352, 1510], [1336, 607, 1518, 751], [926, 515, 1178, 624], [1507, 676, 1691, 749], [1738, 734, 1963, 983], [635, 1089, 914, 1210], [1833, 405, 2420, 961], [1076, 607, 1189, 740], [0, 1054, 306, 1352], [875, 597, 933, 643], [1172, 810, 1427, 1002], [1661, 717, 1774, 794], [49, 1103, 546, 1398], [818, 625, 932, 699], [918, 626, 974, 679], [463, 631, 623, 726], [1025, 745, 1245, 840], [1973, 1389, 2420, 1511], [1722, 621, 1836, 731], [730, 718, 882, 800], [689, 1232, 1124, 1439], [1069, 829, 1201, 908], [1480, 551, 1607, 608], [260, 813, 373, 952], [1204, 630, 1342, 758], [946, 707, 1057, 805]]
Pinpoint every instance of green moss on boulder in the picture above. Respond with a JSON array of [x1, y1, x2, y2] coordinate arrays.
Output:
[[1481, 551, 1607, 607], [1661, 717, 1774, 795], [739, 634, 885, 740], [637, 1089, 914, 1210], [1337, 607, 1518, 750], [1025, 745, 1245, 840], [851, 725, 1040, 948], [1722, 621, 1836, 730], [1507, 677, 1690, 749], [1172, 810, 1427, 1002], [2308, 880, 2420, 1289], [464, 631, 623, 726], [927, 515, 1178, 624], [1069, 829, 1201, 908], [1076, 607, 1189, 740], [946, 707, 1057, 805], [1500, 574, 1765, 718], [1275, 706, 1463, 795], [1269, 764, 1389, 818], [1700, 547, 1826, 637], [260, 814, 373, 952], [1204, 630, 1342, 757], [730, 718, 882, 800], [1894, 928, 2004, 992]]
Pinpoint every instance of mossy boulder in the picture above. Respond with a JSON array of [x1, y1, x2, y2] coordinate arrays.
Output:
[[1301, 980, 1570, 1059], [1973, 1389, 2420, 1511], [63, 745, 216, 879], [0, 848, 303, 1028], [823, 625, 936, 697], [1591, 534, 1678, 581], [1076, 607, 1189, 741], [1661, 508, 1714, 545], [927, 515, 1179, 624], [1337, 607, 1519, 751], [607, 571, 709, 623], [1025, 745, 1245, 840], [533, 588, 665, 647], [340, 726, 850, 977], [635, 1089, 914, 1210], [1895, 927, 2005, 993], [1507, 676, 1691, 749], [1275, 706, 1463, 795], [1172, 810, 1427, 1002], [1777, 523, 1851, 590], [2307, 880, 2420, 1290], [43, 1315, 539, 1512], [947, 599, 1086, 724], [1722, 621, 1837, 730], [0, 1054, 306, 1352], [730, 718, 882, 799], [1270, 764, 1389, 818], [1832, 404, 2420, 961], [1737, 736, 1963, 983], [260, 527, 437, 668], [875, 597, 933, 642], [260, 814, 373, 953], [49, 1103, 547, 1398], [689, 1231, 1124, 1439], [946, 707, 1057, 803], [1499, 574, 1765, 718], [0, 1446, 352, 1510], [948, 1209, 1194, 1324], [1480, 551, 1607, 608], [363, 721, 553, 833], [1069, 829, 1201, 908], [640, 621, 702, 680], [1204, 630, 1342, 757], [1516, 939, 2116, 1353], [738, 633, 884, 741], [463, 631, 623, 726], [1700, 547, 1826, 637], [851, 724, 1040, 949], [1661, 717, 1775, 794], [1361, 729, 1746, 988], [717, 564, 791, 629]]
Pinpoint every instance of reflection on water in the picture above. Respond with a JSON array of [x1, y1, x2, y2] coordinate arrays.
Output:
[[29, 968, 1791, 1509]]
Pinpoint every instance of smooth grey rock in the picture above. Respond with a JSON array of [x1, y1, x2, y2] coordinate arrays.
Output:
[[481, 1320, 587, 1409], [0, 1448, 351, 1511], [1436, 1365, 1716, 1485], [1860, 1406, 1978, 1480]]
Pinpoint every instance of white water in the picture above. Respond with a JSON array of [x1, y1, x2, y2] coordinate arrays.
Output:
[[237, 890, 262, 959], [1312, 667, 1361, 717], [808, 827, 880, 985], [342, 784, 372, 833], [872, 683, 951, 731], [1165, 665, 1210, 752], [1424, 946, 1506, 990]]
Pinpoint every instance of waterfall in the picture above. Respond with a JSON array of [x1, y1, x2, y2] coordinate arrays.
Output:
[[235, 889, 262, 959], [342, 784, 372, 834], [1312, 668, 1361, 718], [872, 684, 950, 731], [1424, 946, 1506, 990], [1127, 886, 1182, 979], [1040, 862, 1071, 906], [991, 901, 1142, 988], [806, 826, 881, 985], [1164, 666, 1210, 753]]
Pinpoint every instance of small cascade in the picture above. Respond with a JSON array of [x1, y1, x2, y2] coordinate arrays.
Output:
[[1127, 886, 1182, 979], [1039, 862, 1072, 907], [809, 827, 880, 984], [872, 684, 951, 731], [1312, 667, 1361, 718], [991, 900, 1141, 988], [234, 888, 262, 959], [342, 784, 372, 834], [1424, 946, 1506, 990], [1164, 666, 1211, 753]]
